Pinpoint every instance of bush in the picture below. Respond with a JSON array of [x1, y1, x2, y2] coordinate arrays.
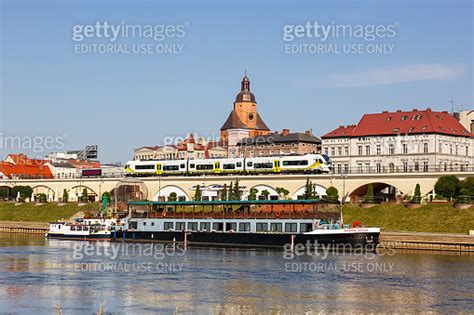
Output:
[[11, 186, 33, 202], [411, 183, 421, 204], [326, 186, 339, 202], [461, 176, 474, 195]]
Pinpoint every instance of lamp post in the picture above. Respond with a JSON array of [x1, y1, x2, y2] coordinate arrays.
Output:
[[340, 172, 348, 227]]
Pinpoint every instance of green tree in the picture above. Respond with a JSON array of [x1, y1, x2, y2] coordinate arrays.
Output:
[[0, 187, 11, 199], [81, 188, 89, 203], [228, 182, 234, 200], [412, 183, 421, 204], [303, 177, 315, 199], [363, 184, 375, 203], [220, 184, 228, 201], [194, 185, 202, 201], [276, 187, 290, 200], [232, 179, 243, 201], [37, 193, 47, 203], [326, 186, 339, 202], [11, 186, 33, 201], [461, 176, 474, 195], [102, 191, 111, 203], [248, 188, 258, 201], [435, 175, 461, 201], [261, 189, 270, 200], [169, 192, 177, 201], [62, 189, 69, 203]]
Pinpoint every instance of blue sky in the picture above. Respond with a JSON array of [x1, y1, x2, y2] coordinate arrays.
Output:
[[1, 0, 472, 163]]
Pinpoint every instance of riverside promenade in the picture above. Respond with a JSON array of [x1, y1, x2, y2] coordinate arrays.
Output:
[[380, 232, 474, 253]]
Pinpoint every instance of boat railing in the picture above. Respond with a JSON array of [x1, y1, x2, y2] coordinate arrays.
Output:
[[141, 210, 337, 220]]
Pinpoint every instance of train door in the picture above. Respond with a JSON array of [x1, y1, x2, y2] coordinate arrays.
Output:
[[214, 161, 221, 174], [273, 160, 281, 173], [156, 163, 163, 175]]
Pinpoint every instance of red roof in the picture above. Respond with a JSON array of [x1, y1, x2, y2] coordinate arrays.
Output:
[[6, 154, 47, 166], [0, 161, 53, 179], [322, 109, 473, 138], [67, 159, 101, 169]]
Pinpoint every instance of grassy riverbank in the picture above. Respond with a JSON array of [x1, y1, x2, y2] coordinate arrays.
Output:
[[342, 203, 474, 234], [0, 202, 99, 222]]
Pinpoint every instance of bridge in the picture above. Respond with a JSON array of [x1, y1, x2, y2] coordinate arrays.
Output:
[[1, 171, 472, 203]]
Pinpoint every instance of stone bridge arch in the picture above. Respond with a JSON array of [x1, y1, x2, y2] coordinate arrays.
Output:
[[291, 184, 327, 200], [349, 182, 401, 203], [243, 184, 279, 200], [69, 185, 98, 202], [154, 185, 189, 201]]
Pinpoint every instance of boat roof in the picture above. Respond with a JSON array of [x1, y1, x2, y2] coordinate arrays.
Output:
[[129, 199, 324, 206]]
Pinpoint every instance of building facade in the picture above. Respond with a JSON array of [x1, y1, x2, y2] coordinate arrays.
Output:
[[322, 108, 473, 174], [237, 129, 321, 158], [220, 75, 270, 157]]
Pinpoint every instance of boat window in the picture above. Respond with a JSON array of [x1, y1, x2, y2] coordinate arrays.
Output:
[[151, 222, 155, 226], [285, 223, 297, 233], [143, 222, 146, 226], [256, 223, 268, 232], [187, 222, 198, 231], [225, 222, 237, 232], [239, 222, 250, 232], [300, 223, 312, 233], [270, 223, 282, 232], [164, 222, 174, 230], [212, 222, 224, 231], [176, 222, 185, 231], [200, 222, 210, 231], [129, 221, 138, 229]]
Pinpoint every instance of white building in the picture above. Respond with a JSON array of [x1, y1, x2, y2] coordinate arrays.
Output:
[[45, 162, 77, 179], [322, 108, 473, 174]]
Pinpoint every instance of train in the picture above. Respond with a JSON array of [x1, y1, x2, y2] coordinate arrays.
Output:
[[124, 154, 332, 177]]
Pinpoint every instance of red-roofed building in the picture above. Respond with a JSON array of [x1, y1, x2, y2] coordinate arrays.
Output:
[[0, 154, 53, 179], [322, 108, 473, 174]]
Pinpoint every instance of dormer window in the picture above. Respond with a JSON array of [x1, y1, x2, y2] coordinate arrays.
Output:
[[387, 117, 392, 122], [393, 128, 400, 133], [412, 115, 423, 120], [401, 116, 408, 121]]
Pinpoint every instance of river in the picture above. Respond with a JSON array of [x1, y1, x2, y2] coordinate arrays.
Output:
[[0, 234, 473, 314]]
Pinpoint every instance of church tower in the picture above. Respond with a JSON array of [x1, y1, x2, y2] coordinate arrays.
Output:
[[220, 74, 270, 144]]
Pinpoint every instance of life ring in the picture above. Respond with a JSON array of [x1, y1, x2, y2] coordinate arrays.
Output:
[[275, 211, 281, 219], [162, 211, 167, 218]]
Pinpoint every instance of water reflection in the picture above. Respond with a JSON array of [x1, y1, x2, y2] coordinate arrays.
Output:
[[0, 234, 473, 313]]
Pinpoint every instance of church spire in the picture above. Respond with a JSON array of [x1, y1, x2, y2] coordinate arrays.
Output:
[[241, 71, 250, 91]]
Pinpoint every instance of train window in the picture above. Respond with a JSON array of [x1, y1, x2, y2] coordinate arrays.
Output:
[[254, 162, 273, 169], [236, 162, 242, 167], [282, 160, 309, 166], [190, 164, 195, 168], [247, 162, 253, 167], [223, 163, 236, 170], [180, 164, 185, 168], [135, 164, 155, 170], [163, 165, 179, 171], [196, 164, 213, 170]]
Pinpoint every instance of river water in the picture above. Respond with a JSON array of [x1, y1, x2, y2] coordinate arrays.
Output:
[[0, 234, 473, 314]]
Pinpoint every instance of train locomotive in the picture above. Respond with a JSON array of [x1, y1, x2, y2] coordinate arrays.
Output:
[[125, 154, 332, 177]]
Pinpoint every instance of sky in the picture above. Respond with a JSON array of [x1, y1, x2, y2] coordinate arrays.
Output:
[[0, 0, 472, 163]]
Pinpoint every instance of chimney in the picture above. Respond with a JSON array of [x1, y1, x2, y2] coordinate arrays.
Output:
[[282, 129, 290, 136], [396, 109, 402, 112], [305, 130, 312, 136], [412, 108, 418, 111], [427, 108, 432, 111], [382, 111, 388, 113]]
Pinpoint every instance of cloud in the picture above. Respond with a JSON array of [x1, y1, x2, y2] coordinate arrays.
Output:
[[321, 63, 467, 87]]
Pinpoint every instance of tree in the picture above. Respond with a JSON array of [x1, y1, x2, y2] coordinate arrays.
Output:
[[81, 188, 89, 203], [261, 189, 270, 200], [62, 189, 69, 203], [194, 185, 202, 201], [248, 188, 258, 201], [411, 183, 421, 204], [37, 193, 47, 203], [220, 184, 228, 201], [232, 179, 243, 201], [303, 177, 315, 199], [461, 176, 474, 195], [228, 182, 234, 200], [276, 187, 290, 200], [0, 187, 11, 199], [326, 186, 339, 202], [102, 191, 111, 203], [11, 186, 33, 201], [435, 175, 461, 201], [363, 184, 375, 203], [169, 192, 177, 202]]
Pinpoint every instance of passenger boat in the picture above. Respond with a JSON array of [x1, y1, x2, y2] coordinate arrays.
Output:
[[115, 200, 380, 250], [47, 221, 111, 241]]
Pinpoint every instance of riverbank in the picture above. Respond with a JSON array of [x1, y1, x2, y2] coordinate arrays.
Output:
[[342, 203, 473, 234], [0, 202, 99, 222]]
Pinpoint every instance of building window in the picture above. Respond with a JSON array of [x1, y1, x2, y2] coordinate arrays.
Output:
[[357, 163, 363, 173], [403, 162, 408, 173], [325, 148, 329, 155], [344, 146, 349, 156], [376, 145, 381, 155], [423, 161, 428, 172], [365, 163, 370, 173], [365, 145, 370, 155], [389, 163, 395, 173], [402, 144, 408, 154], [337, 164, 342, 174], [376, 163, 381, 173], [450, 145, 453, 154], [337, 147, 342, 156], [414, 161, 419, 171], [389, 144, 394, 155], [439, 143, 442, 153], [423, 143, 428, 153], [331, 147, 335, 156], [344, 164, 349, 174], [358, 146, 363, 156]]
